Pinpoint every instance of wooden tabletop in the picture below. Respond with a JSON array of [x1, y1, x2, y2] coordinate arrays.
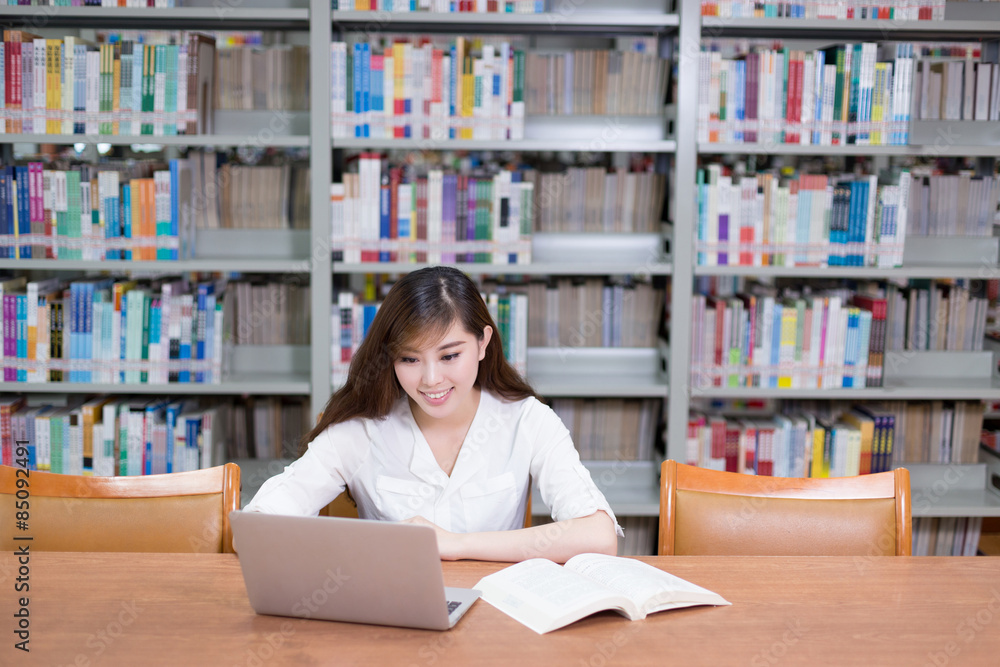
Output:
[[3, 552, 1000, 666]]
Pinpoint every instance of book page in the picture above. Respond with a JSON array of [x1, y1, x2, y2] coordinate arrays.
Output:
[[565, 554, 731, 616], [475, 558, 636, 634]]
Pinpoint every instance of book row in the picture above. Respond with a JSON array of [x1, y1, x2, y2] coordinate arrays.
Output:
[[1, 1, 179, 6], [696, 165, 909, 268], [906, 170, 1000, 238], [226, 396, 309, 460], [700, 0, 946, 19], [522, 49, 669, 117], [0, 31, 216, 136], [0, 394, 222, 477], [615, 517, 658, 557], [332, 0, 545, 11], [912, 58, 1000, 123], [215, 44, 309, 112], [532, 165, 665, 234], [690, 281, 989, 390], [876, 399, 985, 465], [0, 275, 225, 385], [687, 406, 904, 478], [332, 286, 526, 385], [516, 277, 664, 349], [912, 517, 983, 557], [332, 156, 534, 264], [699, 43, 915, 146], [0, 159, 195, 260], [331, 38, 527, 141], [548, 397, 661, 462], [227, 278, 310, 347]]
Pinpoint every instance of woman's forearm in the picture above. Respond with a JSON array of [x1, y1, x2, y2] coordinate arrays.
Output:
[[443, 511, 618, 563]]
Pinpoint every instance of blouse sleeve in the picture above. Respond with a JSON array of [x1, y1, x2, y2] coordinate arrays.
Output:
[[242, 419, 367, 516], [524, 399, 625, 538]]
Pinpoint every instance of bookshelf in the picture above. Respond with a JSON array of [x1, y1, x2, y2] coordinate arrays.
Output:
[[6, 0, 1000, 547], [672, 0, 1000, 533], [326, 0, 678, 522]]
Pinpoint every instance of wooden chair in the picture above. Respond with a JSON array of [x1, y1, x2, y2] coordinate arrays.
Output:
[[0, 463, 241, 553], [658, 460, 911, 556]]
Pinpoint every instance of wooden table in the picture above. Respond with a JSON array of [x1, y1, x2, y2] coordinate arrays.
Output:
[[3, 552, 1000, 666]]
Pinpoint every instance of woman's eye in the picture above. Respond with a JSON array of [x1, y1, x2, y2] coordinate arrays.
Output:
[[400, 357, 417, 364], [442, 353, 459, 361]]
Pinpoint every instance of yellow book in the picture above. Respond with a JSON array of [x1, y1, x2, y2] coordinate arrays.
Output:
[[777, 302, 798, 388], [841, 410, 874, 475], [454, 37, 465, 139], [810, 421, 830, 478], [81, 397, 113, 476]]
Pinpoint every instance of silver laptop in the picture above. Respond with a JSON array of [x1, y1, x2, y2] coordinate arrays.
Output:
[[229, 510, 480, 631]]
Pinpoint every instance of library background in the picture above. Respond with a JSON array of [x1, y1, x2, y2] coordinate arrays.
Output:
[[1, 0, 999, 558]]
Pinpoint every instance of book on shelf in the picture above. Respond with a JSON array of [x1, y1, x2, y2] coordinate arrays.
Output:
[[0, 394, 230, 475], [333, 0, 545, 12], [695, 164, 909, 268], [910, 45, 1000, 124], [913, 517, 984, 557], [0, 31, 214, 137], [215, 42, 308, 113], [689, 279, 989, 390], [331, 36, 527, 141], [701, 0, 946, 20], [332, 154, 533, 264], [0, 276, 226, 386], [524, 47, 669, 117], [687, 397, 986, 476], [699, 41, 915, 146], [549, 397, 661, 461], [474, 554, 730, 635], [514, 277, 664, 349]]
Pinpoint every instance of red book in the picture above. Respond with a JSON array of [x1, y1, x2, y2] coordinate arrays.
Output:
[[416, 177, 427, 263], [0, 396, 27, 466]]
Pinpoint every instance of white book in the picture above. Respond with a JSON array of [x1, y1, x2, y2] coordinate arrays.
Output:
[[475, 555, 730, 635]]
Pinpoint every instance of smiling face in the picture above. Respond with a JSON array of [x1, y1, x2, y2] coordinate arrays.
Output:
[[393, 319, 492, 430]]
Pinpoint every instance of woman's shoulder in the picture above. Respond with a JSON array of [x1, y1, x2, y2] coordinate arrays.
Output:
[[484, 390, 550, 421]]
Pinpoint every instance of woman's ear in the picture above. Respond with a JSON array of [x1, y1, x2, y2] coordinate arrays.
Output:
[[478, 325, 493, 361]]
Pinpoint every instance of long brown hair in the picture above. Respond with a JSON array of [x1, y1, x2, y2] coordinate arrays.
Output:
[[302, 266, 537, 451]]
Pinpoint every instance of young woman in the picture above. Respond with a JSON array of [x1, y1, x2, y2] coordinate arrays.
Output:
[[244, 266, 622, 562]]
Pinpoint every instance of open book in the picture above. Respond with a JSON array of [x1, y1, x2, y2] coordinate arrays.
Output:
[[474, 553, 731, 634]]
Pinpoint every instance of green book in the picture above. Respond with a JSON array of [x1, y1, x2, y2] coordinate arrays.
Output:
[[65, 169, 82, 261]]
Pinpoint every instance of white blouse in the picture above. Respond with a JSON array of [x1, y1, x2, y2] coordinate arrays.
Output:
[[243, 390, 624, 537]]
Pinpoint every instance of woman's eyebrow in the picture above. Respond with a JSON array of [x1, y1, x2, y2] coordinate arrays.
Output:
[[399, 340, 466, 354]]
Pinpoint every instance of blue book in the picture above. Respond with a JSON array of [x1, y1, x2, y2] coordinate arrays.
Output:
[[122, 184, 132, 260], [449, 44, 458, 138], [185, 414, 202, 469], [16, 294, 26, 382], [362, 43, 371, 138], [169, 160, 181, 260], [770, 303, 782, 389], [353, 43, 362, 138], [15, 166, 30, 258], [195, 283, 213, 383], [164, 400, 188, 473], [379, 173, 390, 262]]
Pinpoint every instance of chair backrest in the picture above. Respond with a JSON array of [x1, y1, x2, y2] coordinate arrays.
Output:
[[658, 460, 911, 556], [0, 463, 241, 553]]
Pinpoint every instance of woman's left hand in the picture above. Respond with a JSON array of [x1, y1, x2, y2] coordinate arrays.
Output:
[[401, 515, 465, 560]]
